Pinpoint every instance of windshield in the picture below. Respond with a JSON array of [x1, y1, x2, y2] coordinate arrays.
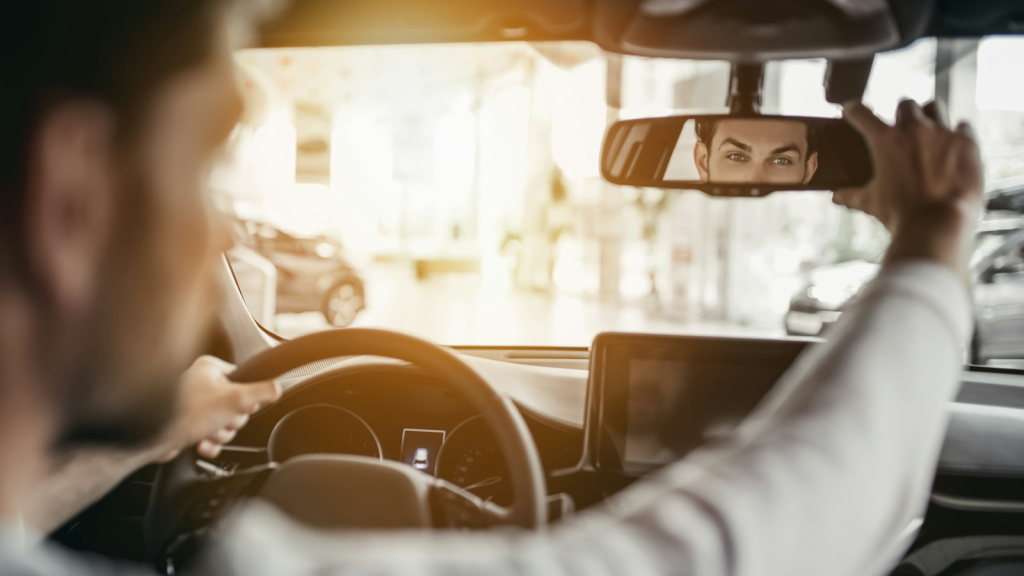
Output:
[[216, 38, 1024, 363]]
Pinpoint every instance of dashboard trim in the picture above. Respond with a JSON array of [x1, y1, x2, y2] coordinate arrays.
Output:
[[930, 491, 1024, 514], [939, 402, 1024, 476]]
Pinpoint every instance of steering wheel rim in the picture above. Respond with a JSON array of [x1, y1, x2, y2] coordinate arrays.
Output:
[[146, 328, 547, 564]]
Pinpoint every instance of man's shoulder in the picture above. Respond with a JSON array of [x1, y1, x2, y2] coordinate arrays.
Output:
[[0, 540, 148, 576]]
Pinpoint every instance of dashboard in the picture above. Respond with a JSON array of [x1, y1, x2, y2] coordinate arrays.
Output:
[[222, 333, 820, 515], [228, 362, 588, 510], [220, 334, 1024, 530], [218, 332, 1024, 510]]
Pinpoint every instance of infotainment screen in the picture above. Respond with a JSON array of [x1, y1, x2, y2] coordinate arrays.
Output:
[[588, 333, 809, 473]]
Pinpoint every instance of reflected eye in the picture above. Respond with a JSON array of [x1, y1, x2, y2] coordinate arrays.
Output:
[[770, 157, 793, 166], [726, 153, 747, 162]]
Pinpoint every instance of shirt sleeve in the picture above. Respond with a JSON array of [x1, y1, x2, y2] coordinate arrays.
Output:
[[201, 261, 973, 576]]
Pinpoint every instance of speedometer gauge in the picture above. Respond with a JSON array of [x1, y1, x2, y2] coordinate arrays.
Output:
[[435, 416, 512, 506], [268, 404, 381, 463]]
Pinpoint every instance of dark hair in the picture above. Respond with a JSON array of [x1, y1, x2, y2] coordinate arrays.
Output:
[[0, 0, 231, 270], [694, 117, 822, 155]]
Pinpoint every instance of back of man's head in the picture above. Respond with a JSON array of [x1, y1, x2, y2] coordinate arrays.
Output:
[[0, 0, 246, 449], [1, 1, 227, 251]]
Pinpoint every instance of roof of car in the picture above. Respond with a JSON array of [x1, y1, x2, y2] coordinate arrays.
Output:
[[261, 0, 1023, 60]]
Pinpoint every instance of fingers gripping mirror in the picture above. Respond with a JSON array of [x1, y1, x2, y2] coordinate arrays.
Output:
[[600, 115, 872, 197]]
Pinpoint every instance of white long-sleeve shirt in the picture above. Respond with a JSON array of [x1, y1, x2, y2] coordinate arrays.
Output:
[[0, 261, 973, 576]]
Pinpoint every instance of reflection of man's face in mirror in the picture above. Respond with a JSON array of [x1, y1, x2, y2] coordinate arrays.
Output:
[[693, 119, 819, 185]]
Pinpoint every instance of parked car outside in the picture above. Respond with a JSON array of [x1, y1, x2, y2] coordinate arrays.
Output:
[[784, 254, 881, 337], [786, 216, 1024, 365], [229, 218, 366, 327], [984, 177, 1024, 213]]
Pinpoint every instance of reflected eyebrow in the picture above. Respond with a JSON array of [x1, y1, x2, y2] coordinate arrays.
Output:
[[770, 143, 802, 157], [718, 137, 751, 152]]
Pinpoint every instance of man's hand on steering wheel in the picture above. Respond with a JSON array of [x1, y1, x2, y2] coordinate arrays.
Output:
[[153, 356, 280, 462]]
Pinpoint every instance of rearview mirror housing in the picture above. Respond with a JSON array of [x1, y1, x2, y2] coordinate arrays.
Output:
[[600, 114, 873, 197]]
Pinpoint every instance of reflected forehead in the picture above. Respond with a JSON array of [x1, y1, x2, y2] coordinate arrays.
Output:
[[715, 119, 808, 149]]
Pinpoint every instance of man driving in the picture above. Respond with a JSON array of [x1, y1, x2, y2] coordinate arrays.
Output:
[[1, 1, 281, 539], [2, 1, 982, 576], [694, 118, 820, 184]]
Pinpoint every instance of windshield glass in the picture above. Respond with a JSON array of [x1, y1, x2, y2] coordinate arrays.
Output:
[[215, 38, 1024, 364]]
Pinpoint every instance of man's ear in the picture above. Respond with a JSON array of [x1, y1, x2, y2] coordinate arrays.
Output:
[[694, 141, 710, 182], [24, 101, 117, 315], [803, 151, 819, 184]]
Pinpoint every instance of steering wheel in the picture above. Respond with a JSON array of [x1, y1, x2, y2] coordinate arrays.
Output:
[[145, 328, 547, 570]]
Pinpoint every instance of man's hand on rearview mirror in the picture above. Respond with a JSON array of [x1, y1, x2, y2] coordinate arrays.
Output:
[[154, 356, 280, 461], [833, 99, 983, 286]]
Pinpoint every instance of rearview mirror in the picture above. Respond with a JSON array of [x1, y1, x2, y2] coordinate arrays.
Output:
[[600, 115, 872, 197]]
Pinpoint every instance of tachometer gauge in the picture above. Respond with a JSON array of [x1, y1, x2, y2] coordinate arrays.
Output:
[[435, 416, 512, 506], [268, 404, 381, 463]]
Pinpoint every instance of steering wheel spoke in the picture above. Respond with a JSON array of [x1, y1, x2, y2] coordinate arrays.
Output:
[[147, 456, 278, 565], [431, 478, 512, 529]]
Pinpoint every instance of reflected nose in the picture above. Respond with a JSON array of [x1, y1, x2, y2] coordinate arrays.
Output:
[[749, 164, 767, 182]]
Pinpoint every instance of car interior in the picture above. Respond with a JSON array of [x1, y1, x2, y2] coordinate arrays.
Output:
[[48, 1, 1024, 575]]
